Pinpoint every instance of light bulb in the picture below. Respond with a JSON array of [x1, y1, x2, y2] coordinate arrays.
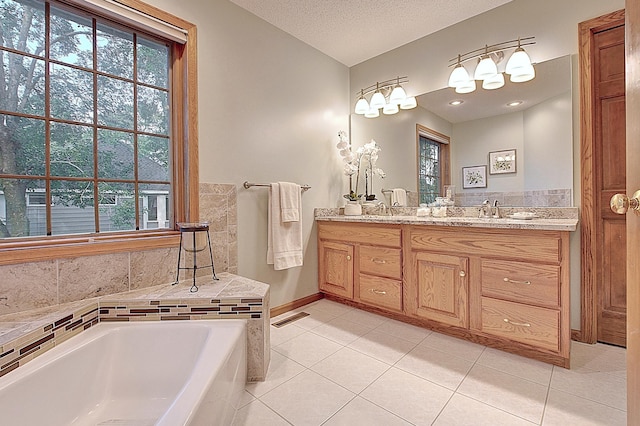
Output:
[[455, 79, 476, 94], [482, 72, 505, 90], [383, 102, 399, 115], [389, 85, 407, 104], [400, 96, 417, 109], [354, 97, 369, 114], [506, 48, 532, 75], [474, 56, 498, 80], [448, 64, 470, 88], [369, 91, 386, 109]]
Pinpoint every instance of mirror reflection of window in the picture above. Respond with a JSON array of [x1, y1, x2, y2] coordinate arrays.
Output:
[[417, 125, 450, 204]]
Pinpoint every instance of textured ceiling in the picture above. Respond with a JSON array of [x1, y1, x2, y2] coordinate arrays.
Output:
[[229, 0, 513, 67]]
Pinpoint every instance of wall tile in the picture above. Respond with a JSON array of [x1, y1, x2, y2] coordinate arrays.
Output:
[[0, 261, 57, 315], [130, 247, 179, 290], [58, 253, 130, 303]]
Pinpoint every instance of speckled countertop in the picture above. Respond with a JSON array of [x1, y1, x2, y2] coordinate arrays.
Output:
[[314, 206, 579, 232]]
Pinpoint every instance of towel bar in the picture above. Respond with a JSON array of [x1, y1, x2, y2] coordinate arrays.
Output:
[[243, 181, 311, 191]]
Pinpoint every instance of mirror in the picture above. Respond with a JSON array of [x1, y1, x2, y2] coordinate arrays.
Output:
[[350, 55, 573, 207]]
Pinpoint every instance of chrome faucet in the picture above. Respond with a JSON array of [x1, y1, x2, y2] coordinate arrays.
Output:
[[479, 199, 492, 218], [493, 200, 501, 218], [377, 201, 390, 216]]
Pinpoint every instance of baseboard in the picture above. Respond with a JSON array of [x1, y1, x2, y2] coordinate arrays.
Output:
[[270, 292, 324, 318], [571, 329, 582, 342]]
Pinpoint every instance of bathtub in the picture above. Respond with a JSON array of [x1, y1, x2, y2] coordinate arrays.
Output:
[[0, 320, 247, 426]]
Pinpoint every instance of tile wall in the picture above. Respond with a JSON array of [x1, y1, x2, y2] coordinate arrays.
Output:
[[0, 183, 238, 317]]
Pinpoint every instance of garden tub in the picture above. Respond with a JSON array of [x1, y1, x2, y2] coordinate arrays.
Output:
[[0, 319, 247, 425]]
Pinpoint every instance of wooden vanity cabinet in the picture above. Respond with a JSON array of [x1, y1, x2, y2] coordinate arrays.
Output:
[[318, 222, 403, 312]]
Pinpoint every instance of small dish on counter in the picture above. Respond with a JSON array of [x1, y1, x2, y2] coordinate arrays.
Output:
[[509, 212, 537, 220]]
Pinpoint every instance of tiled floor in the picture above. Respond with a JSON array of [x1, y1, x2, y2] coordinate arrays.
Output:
[[233, 299, 627, 425]]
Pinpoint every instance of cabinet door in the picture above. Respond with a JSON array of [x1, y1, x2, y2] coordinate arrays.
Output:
[[409, 251, 469, 328], [318, 240, 354, 299]]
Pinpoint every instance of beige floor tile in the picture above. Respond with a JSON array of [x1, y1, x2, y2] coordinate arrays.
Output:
[[361, 367, 453, 425], [433, 393, 536, 426], [373, 317, 432, 344], [273, 331, 343, 368], [309, 316, 374, 346], [305, 299, 353, 317], [569, 341, 626, 376], [270, 323, 306, 347], [237, 390, 257, 408], [550, 365, 627, 411], [260, 369, 354, 426], [311, 347, 391, 393], [419, 331, 486, 362], [476, 347, 553, 386], [542, 388, 627, 425], [245, 350, 305, 398], [339, 308, 388, 328], [232, 399, 291, 426], [457, 364, 548, 423], [395, 344, 474, 390], [284, 308, 338, 330], [348, 329, 418, 365], [324, 396, 412, 426]]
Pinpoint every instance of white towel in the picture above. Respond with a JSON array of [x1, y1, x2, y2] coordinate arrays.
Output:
[[278, 182, 301, 222], [391, 188, 407, 206], [267, 183, 303, 270]]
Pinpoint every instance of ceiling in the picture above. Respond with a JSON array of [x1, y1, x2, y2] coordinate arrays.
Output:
[[228, 0, 513, 67]]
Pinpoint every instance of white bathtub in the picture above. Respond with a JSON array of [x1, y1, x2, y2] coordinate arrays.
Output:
[[0, 320, 247, 426]]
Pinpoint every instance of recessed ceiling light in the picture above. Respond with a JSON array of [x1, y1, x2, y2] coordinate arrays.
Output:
[[449, 100, 464, 106], [507, 101, 523, 107]]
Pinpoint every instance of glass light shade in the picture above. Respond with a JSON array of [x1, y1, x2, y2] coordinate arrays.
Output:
[[474, 56, 498, 80], [455, 79, 476, 94], [389, 85, 407, 104], [383, 102, 399, 115], [509, 65, 535, 82], [354, 97, 369, 114], [364, 107, 380, 118], [369, 91, 386, 109], [448, 64, 470, 88], [400, 96, 417, 109], [505, 48, 532, 75], [482, 72, 505, 90]]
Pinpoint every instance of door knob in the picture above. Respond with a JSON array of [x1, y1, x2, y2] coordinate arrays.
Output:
[[610, 190, 640, 216]]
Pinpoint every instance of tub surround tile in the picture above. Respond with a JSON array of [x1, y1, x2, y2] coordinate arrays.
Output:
[[0, 260, 58, 316], [0, 272, 270, 381], [58, 253, 130, 303], [130, 247, 178, 290]]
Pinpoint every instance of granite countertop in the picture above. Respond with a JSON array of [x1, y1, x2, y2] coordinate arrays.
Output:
[[314, 207, 579, 232], [0, 272, 269, 347]]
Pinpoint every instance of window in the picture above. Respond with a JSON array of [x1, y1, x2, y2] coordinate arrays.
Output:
[[417, 125, 450, 204], [0, 0, 198, 263]]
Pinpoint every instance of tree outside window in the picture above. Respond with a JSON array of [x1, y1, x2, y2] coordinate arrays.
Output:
[[0, 0, 172, 239]]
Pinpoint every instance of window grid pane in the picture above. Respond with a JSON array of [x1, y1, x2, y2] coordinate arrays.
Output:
[[0, 0, 172, 239], [418, 136, 441, 205]]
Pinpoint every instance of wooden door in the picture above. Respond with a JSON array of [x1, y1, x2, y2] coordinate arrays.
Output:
[[318, 240, 354, 299], [409, 251, 468, 328], [594, 23, 627, 346], [625, 0, 640, 420]]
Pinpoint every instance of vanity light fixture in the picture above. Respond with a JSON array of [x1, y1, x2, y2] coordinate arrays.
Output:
[[354, 76, 417, 118], [448, 37, 536, 94]]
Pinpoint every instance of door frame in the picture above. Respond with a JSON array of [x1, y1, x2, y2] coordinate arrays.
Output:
[[578, 9, 626, 344]]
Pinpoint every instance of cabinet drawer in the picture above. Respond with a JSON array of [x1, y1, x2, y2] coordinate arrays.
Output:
[[481, 259, 560, 307], [319, 222, 401, 247], [359, 246, 402, 279], [410, 227, 561, 263], [481, 297, 559, 352], [359, 274, 402, 311]]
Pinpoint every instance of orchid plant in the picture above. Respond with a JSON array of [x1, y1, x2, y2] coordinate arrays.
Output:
[[336, 131, 385, 201]]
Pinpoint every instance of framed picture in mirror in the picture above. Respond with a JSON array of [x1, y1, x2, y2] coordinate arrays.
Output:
[[462, 165, 487, 189], [489, 149, 517, 174]]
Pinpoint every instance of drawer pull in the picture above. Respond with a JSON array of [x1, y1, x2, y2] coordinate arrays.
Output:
[[503, 277, 531, 285], [369, 288, 387, 295], [371, 258, 387, 264], [503, 318, 531, 327]]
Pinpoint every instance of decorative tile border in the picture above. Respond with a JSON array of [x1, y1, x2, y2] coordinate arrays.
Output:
[[0, 296, 264, 379]]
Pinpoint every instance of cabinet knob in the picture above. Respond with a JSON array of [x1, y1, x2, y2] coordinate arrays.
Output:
[[610, 190, 640, 215], [459, 270, 466, 277], [346, 255, 351, 261]]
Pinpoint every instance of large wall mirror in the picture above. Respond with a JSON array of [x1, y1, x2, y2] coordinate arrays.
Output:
[[350, 55, 573, 207]]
